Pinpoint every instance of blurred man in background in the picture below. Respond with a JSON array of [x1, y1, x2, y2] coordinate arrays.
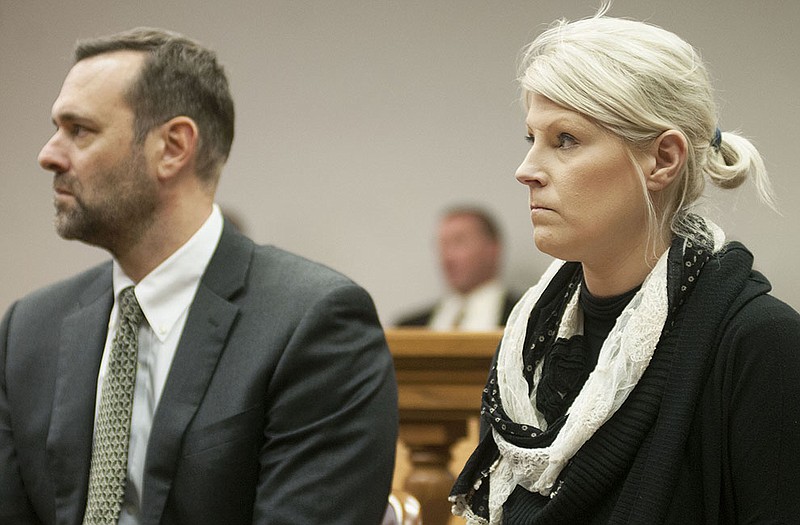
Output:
[[397, 205, 519, 330]]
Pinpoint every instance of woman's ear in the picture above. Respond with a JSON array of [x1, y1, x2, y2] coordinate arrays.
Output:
[[646, 130, 687, 192], [155, 116, 199, 180]]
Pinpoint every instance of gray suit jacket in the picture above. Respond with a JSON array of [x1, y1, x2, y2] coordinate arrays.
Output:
[[0, 223, 398, 525]]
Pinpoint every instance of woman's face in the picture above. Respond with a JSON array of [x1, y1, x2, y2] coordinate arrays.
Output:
[[515, 94, 651, 268]]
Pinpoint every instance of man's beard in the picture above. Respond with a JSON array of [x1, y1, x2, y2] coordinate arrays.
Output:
[[54, 146, 158, 254]]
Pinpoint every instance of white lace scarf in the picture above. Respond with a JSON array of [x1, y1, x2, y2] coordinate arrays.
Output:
[[454, 224, 724, 525]]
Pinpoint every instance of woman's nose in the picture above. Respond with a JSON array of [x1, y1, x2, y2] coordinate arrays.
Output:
[[515, 147, 544, 186]]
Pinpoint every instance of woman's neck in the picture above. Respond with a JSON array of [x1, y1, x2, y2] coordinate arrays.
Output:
[[581, 237, 669, 298]]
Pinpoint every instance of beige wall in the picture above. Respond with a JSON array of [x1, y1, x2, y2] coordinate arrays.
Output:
[[2, 0, 799, 324]]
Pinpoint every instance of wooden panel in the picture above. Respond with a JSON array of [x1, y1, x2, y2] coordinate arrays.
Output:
[[398, 384, 483, 412], [388, 328, 501, 357], [386, 328, 502, 525]]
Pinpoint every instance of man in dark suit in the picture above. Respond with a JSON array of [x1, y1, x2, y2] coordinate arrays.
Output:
[[0, 28, 397, 525], [396, 206, 519, 330]]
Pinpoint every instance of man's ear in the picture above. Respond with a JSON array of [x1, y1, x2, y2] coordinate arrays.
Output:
[[646, 130, 687, 192], [155, 116, 198, 180]]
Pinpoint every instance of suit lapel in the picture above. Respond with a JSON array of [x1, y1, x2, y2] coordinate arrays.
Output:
[[141, 224, 252, 524], [46, 268, 113, 525]]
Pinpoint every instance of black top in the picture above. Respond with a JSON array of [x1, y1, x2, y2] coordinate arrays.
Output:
[[520, 277, 641, 428], [580, 282, 640, 360]]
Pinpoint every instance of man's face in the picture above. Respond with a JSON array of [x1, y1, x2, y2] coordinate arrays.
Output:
[[38, 50, 159, 253], [438, 213, 500, 295]]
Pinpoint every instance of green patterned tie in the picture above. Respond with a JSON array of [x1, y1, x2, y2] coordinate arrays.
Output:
[[83, 286, 144, 524]]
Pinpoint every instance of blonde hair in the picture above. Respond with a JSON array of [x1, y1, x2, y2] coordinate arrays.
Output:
[[518, 9, 775, 250]]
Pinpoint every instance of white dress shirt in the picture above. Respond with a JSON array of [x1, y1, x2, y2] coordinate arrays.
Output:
[[95, 204, 223, 524], [429, 279, 507, 331]]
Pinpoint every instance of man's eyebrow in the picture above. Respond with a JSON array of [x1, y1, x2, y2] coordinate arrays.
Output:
[[51, 111, 94, 126]]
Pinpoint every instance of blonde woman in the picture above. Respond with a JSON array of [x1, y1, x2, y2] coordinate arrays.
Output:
[[451, 8, 800, 525]]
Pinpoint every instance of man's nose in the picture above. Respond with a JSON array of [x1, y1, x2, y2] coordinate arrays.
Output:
[[38, 132, 69, 174]]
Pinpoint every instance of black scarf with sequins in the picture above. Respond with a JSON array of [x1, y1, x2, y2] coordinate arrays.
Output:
[[451, 224, 755, 524]]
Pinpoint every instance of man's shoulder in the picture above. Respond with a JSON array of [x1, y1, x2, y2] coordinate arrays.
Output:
[[218, 243, 381, 326], [209, 228, 378, 323], [18, 262, 111, 305], [209, 227, 362, 297], [239, 244, 369, 312], [4, 261, 112, 326], [249, 244, 354, 285], [395, 306, 435, 327], [503, 288, 522, 305]]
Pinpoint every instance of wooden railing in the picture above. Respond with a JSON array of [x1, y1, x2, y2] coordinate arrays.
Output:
[[387, 328, 502, 525]]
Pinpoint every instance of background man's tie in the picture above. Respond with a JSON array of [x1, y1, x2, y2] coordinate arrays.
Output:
[[83, 286, 144, 524]]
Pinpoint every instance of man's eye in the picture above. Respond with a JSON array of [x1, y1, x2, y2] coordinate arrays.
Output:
[[525, 134, 535, 145], [71, 124, 89, 137]]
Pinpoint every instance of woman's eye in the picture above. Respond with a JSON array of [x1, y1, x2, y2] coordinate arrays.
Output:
[[558, 133, 577, 148], [525, 134, 535, 144]]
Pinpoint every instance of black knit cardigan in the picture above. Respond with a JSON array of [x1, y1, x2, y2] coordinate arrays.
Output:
[[452, 241, 800, 524]]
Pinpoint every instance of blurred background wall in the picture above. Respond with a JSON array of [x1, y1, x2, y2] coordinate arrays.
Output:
[[2, 0, 798, 324]]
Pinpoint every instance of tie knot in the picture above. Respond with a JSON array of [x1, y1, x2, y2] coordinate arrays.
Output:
[[119, 286, 144, 326]]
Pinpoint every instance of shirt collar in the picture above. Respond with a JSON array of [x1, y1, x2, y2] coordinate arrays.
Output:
[[438, 279, 504, 315], [447, 279, 504, 304], [465, 279, 503, 301], [112, 204, 224, 341]]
